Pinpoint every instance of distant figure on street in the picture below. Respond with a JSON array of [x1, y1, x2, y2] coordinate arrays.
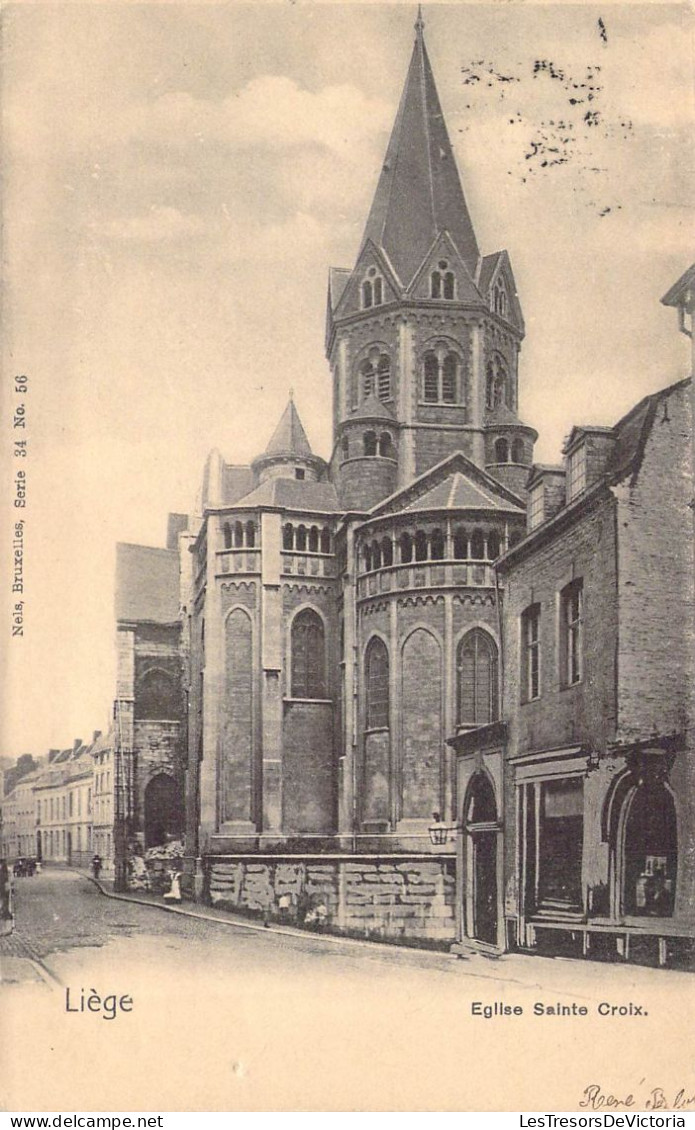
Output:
[[91, 853, 103, 880], [0, 860, 12, 921]]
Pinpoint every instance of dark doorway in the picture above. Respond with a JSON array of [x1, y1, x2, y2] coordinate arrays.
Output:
[[623, 782, 677, 917], [473, 830, 498, 943], [144, 774, 184, 849]]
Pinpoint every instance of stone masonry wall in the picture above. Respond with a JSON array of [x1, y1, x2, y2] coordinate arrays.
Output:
[[208, 856, 456, 943]]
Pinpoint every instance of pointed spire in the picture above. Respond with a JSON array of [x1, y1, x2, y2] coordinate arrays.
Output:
[[415, 4, 425, 39], [264, 397, 313, 458], [359, 14, 479, 285]]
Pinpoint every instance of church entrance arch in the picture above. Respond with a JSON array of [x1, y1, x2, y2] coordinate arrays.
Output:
[[144, 773, 184, 849]]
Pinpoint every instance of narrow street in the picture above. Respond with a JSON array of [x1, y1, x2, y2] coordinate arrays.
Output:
[[2, 868, 692, 1112]]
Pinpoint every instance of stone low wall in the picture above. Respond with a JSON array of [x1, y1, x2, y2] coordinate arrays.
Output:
[[207, 855, 456, 945]]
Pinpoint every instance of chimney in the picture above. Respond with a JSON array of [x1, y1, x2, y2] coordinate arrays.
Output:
[[73, 738, 82, 752], [92, 730, 102, 743]]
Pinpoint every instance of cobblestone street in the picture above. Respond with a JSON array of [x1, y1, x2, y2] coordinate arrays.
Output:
[[2, 867, 693, 1111]]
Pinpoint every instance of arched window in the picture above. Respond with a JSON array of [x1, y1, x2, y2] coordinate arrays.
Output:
[[511, 437, 525, 463], [443, 271, 455, 300], [415, 530, 428, 562], [486, 353, 510, 410], [453, 528, 467, 559], [430, 271, 442, 299], [442, 354, 457, 402], [457, 630, 499, 726], [493, 278, 508, 317], [487, 531, 501, 560], [361, 359, 375, 399], [295, 524, 307, 551], [371, 540, 381, 570], [223, 522, 232, 549], [291, 609, 326, 699], [379, 432, 393, 457], [430, 528, 445, 560], [381, 537, 393, 567], [341, 435, 349, 459], [364, 545, 372, 572], [362, 280, 373, 309], [234, 521, 244, 548], [494, 437, 509, 463], [366, 637, 389, 730], [423, 352, 439, 402], [373, 277, 383, 306], [377, 355, 391, 401], [364, 431, 377, 456], [320, 528, 331, 554], [283, 523, 294, 551], [466, 771, 497, 823], [245, 521, 256, 548], [308, 526, 319, 553], [400, 531, 413, 564], [470, 529, 485, 559]]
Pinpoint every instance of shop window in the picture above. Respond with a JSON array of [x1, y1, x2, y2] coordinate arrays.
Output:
[[528, 778, 584, 913], [291, 609, 326, 699], [457, 629, 499, 726], [366, 637, 389, 730], [521, 603, 541, 701], [560, 579, 583, 687]]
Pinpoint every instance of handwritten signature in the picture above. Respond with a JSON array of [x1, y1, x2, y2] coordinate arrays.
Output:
[[580, 1085, 695, 1111]]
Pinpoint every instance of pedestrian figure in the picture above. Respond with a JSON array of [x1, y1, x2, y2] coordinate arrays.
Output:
[[91, 853, 103, 880], [0, 860, 12, 921]]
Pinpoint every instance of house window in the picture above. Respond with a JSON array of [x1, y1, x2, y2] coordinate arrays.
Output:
[[560, 580, 583, 687], [566, 444, 586, 500], [291, 609, 326, 699], [457, 629, 499, 726], [528, 483, 544, 530], [521, 603, 541, 701], [366, 637, 389, 729]]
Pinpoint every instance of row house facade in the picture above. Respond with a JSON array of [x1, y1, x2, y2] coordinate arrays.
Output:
[[452, 372, 694, 967]]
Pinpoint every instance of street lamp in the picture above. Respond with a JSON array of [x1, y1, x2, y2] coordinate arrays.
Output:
[[428, 812, 457, 846]]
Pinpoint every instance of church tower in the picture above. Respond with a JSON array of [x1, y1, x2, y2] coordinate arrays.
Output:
[[326, 9, 534, 509]]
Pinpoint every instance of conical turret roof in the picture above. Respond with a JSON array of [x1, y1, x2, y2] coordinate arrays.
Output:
[[360, 11, 480, 286], [264, 397, 313, 458]]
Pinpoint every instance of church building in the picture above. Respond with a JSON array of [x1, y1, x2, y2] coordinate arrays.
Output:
[[182, 12, 536, 942]]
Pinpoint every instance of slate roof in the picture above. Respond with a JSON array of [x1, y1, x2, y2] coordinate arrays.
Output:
[[233, 478, 340, 514], [346, 393, 396, 422], [608, 377, 691, 486], [359, 18, 479, 285], [328, 268, 352, 312], [399, 469, 525, 514], [220, 465, 254, 506], [661, 263, 695, 307], [264, 399, 313, 458], [116, 543, 180, 624]]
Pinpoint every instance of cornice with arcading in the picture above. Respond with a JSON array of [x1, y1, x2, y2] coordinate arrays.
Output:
[[282, 581, 336, 598], [396, 592, 446, 610], [221, 580, 257, 596], [453, 591, 496, 609], [359, 599, 390, 618]]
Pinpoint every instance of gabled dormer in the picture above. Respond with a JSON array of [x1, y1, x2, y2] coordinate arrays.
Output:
[[331, 240, 402, 324], [406, 231, 483, 306], [478, 250, 525, 335]]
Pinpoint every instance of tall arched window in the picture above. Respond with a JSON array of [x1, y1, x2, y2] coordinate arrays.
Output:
[[371, 540, 381, 570], [470, 529, 485, 559], [373, 277, 383, 306], [366, 637, 389, 729], [431, 528, 445, 560], [457, 630, 499, 726], [512, 437, 525, 463], [443, 271, 455, 300], [223, 522, 233, 549], [291, 610, 326, 699], [308, 526, 319, 553], [283, 523, 294, 551], [320, 527, 331, 554], [415, 530, 428, 562], [495, 437, 509, 463], [245, 521, 256, 548], [442, 354, 457, 402], [453, 528, 467, 559], [295, 524, 307, 551], [486, 352, 510, 410], [430, 270, 442, 299], [423, 352, 439, 402], [422, 345, 462, 404], [377, 356, 391, 401], [364, 431, 377, 456], [400, 531, 413, 564], [487, 531, 501, 560], [234, 521, 244, 548], [379, 432, 393, 457], [493, 278, 508, 317], [361, 359, 375, 398], [362, 280, 373, 309], [381, 537, 393, 567]]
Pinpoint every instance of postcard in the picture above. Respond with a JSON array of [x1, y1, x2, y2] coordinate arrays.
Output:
[[1, 0, 693, 1114]]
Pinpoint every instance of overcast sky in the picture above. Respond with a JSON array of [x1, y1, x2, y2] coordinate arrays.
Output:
[[1, 1, 692, 757]]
